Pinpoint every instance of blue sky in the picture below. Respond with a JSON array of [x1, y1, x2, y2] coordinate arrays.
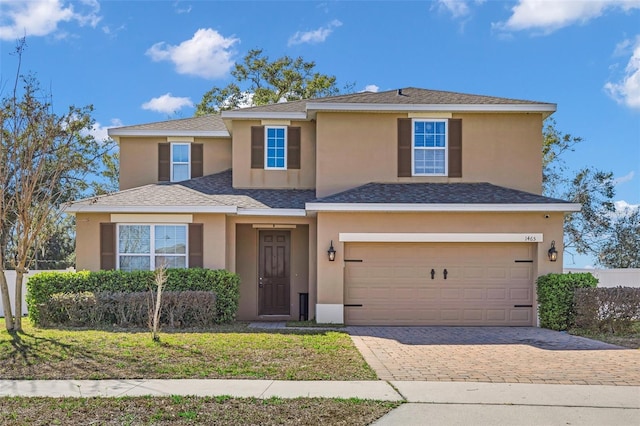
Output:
[[1, 0, 639, 267]]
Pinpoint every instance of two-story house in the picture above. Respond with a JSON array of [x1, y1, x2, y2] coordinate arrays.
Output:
[[67, 88, 580, 326]]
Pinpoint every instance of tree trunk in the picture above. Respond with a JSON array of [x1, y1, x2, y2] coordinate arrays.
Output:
[[0, 269, 14, 330], [13, 267, 25, 331]]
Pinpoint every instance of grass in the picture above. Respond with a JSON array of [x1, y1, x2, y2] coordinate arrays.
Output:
[[0, 396, 401, 426], [0, 319, 377, 380], [570, 321, 640, 349]]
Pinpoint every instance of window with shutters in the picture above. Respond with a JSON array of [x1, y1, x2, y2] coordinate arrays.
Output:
[[171, 143, 190, 182], [412, 119, 448, 176], [265, 126, 287, 169], [117, 224, 187, 271]]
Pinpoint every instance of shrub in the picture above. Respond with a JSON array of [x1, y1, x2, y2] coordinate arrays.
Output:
[[574, 287, 640, 334], [38, 290, 218, 329], [27, 268, 239, 326], [537, 273, 598, 330]]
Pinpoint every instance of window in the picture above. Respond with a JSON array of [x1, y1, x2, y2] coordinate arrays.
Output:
[[265, 126, 287, 169], [171, 143, 190, 182], [117, 224, 187, 271], [412, 119, 448, 176]]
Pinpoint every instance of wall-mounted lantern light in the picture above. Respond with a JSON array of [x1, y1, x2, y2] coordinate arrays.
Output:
[[548, 240, 558, 262], [328, 240, 336, 261]]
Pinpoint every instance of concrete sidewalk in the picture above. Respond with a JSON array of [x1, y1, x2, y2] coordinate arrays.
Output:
[[2, 380, 638, 425], [1, 380, 638, 407]]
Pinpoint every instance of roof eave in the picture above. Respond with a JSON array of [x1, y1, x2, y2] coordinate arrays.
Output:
[[107, 129, 230, 138], [220, 111, 308, 120], [305, 203, 581, 213], [305, 102, 557, 115], [65, 205, 238, 214]]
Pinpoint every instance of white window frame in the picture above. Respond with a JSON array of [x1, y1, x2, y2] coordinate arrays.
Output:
[[170, 142, 191, 182], [116, 224, 189, 271], [411, 119, 448, 176], [264, 126, 287, 170]]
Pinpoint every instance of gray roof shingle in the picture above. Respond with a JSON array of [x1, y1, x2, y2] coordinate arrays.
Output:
[[311, 182, 572, 205], [229, 87, 553, 114], [68, 170, 316, 211], [109, 114, 227, 133]]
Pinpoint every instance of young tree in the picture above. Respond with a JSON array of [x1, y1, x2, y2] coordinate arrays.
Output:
[[542, 119, 616, 262], [0, 39, 107, 331], [597, 207, 640, 268], [195, 49, 351, 115]]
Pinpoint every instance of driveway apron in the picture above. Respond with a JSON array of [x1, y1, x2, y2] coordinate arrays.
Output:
[[348, 327, 640, 385]]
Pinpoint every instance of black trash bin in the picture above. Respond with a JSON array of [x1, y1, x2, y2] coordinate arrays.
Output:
[[298, 292, 309, 321]]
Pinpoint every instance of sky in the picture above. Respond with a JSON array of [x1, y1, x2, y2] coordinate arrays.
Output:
[[0, 0, 639, 268]]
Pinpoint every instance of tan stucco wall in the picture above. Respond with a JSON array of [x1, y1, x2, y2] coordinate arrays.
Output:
[[74, 213, 227, 271], [315, 211, 565, 305], [231, 120, 316, 189], [229, 216, 316, 321], [314, 112, 544, 197], [75, 213, 111, 271], [119, 137, 232, 190]]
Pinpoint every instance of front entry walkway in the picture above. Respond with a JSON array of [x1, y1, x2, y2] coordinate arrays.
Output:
[[348, 327, 640, 385]]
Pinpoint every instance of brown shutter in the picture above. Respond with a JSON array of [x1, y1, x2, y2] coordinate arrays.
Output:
[[448, 119, 462, 178], [397, 118, 412, 177], [251, 126, 265, 169], [191, 143, 203, 178], [188, 223, 203, 268], [287, 127, 301, 169], [158, 143, 170, 181], [100, 223, 116, 270]]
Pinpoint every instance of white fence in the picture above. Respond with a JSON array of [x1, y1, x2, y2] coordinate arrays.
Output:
[[0, 270, 67, 317], [564, 268, 640, 288]]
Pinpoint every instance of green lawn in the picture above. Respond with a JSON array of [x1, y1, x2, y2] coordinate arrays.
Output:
[[0, 319, 377, 380], [0, 396, 400, 426]]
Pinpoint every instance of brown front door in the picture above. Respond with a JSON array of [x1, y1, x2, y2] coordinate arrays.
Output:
[[258, 231, 290, 315]]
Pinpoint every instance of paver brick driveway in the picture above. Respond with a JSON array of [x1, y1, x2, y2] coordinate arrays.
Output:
[[348, 327, 640, 386]]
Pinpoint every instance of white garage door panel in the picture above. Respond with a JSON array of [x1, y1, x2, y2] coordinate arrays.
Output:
[[344, 242, 535, 326]]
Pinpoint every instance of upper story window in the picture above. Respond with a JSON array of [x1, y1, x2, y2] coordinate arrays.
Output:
[[413, 119, 448, 176], [265, 126, 287, 169], [171, 143, 190, 182], [117, 224, 187, 271]]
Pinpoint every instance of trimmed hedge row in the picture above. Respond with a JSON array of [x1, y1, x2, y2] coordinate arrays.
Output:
[[26, 268, 240, 326], [40, 290, 218, 329], [574, 287, 640, 334], [536, 273, 598, 331]]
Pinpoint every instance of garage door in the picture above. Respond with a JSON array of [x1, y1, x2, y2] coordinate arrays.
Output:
[[344, 242, 535, 326]]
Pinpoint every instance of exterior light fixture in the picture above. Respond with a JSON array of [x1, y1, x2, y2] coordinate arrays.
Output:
[[548, 240, 558, 262], [328, 240, 336, 261]]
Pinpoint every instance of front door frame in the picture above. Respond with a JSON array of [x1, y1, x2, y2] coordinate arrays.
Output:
[[258, 230, 291, 316]]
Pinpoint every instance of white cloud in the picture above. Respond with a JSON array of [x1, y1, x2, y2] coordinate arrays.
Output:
[[0, 0, 101, 40], [288, 19, 342, 46], [437, 0, 471, 18], [361, 84, 380, 93], [83, 118, 122, 142], [173, 1, 192, 14], [494, 0, 640, 34], [146, 28, 239, 79], [615, 200, 640, 211], [605, 35, 640, 109], [142, 93, 193, 114], [613, 171, 635, 185]]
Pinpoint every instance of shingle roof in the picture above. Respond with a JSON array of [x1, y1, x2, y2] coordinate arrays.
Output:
[[108, 114, 227, 133], [230, 87, 553, 114], [311, 182, 572, 205], [67, 170, 316, 211]]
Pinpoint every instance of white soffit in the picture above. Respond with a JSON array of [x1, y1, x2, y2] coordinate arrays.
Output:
[[107, 129, 229, 137], [339, 233, 544, 243], [305, 203, 582, 212], [237, 208, 307, 217], [65, 205, 237, 214]]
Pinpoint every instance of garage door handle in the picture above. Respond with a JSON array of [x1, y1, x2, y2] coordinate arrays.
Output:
[[430, 269, 435, 279], [443, 269, 448, 280]]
